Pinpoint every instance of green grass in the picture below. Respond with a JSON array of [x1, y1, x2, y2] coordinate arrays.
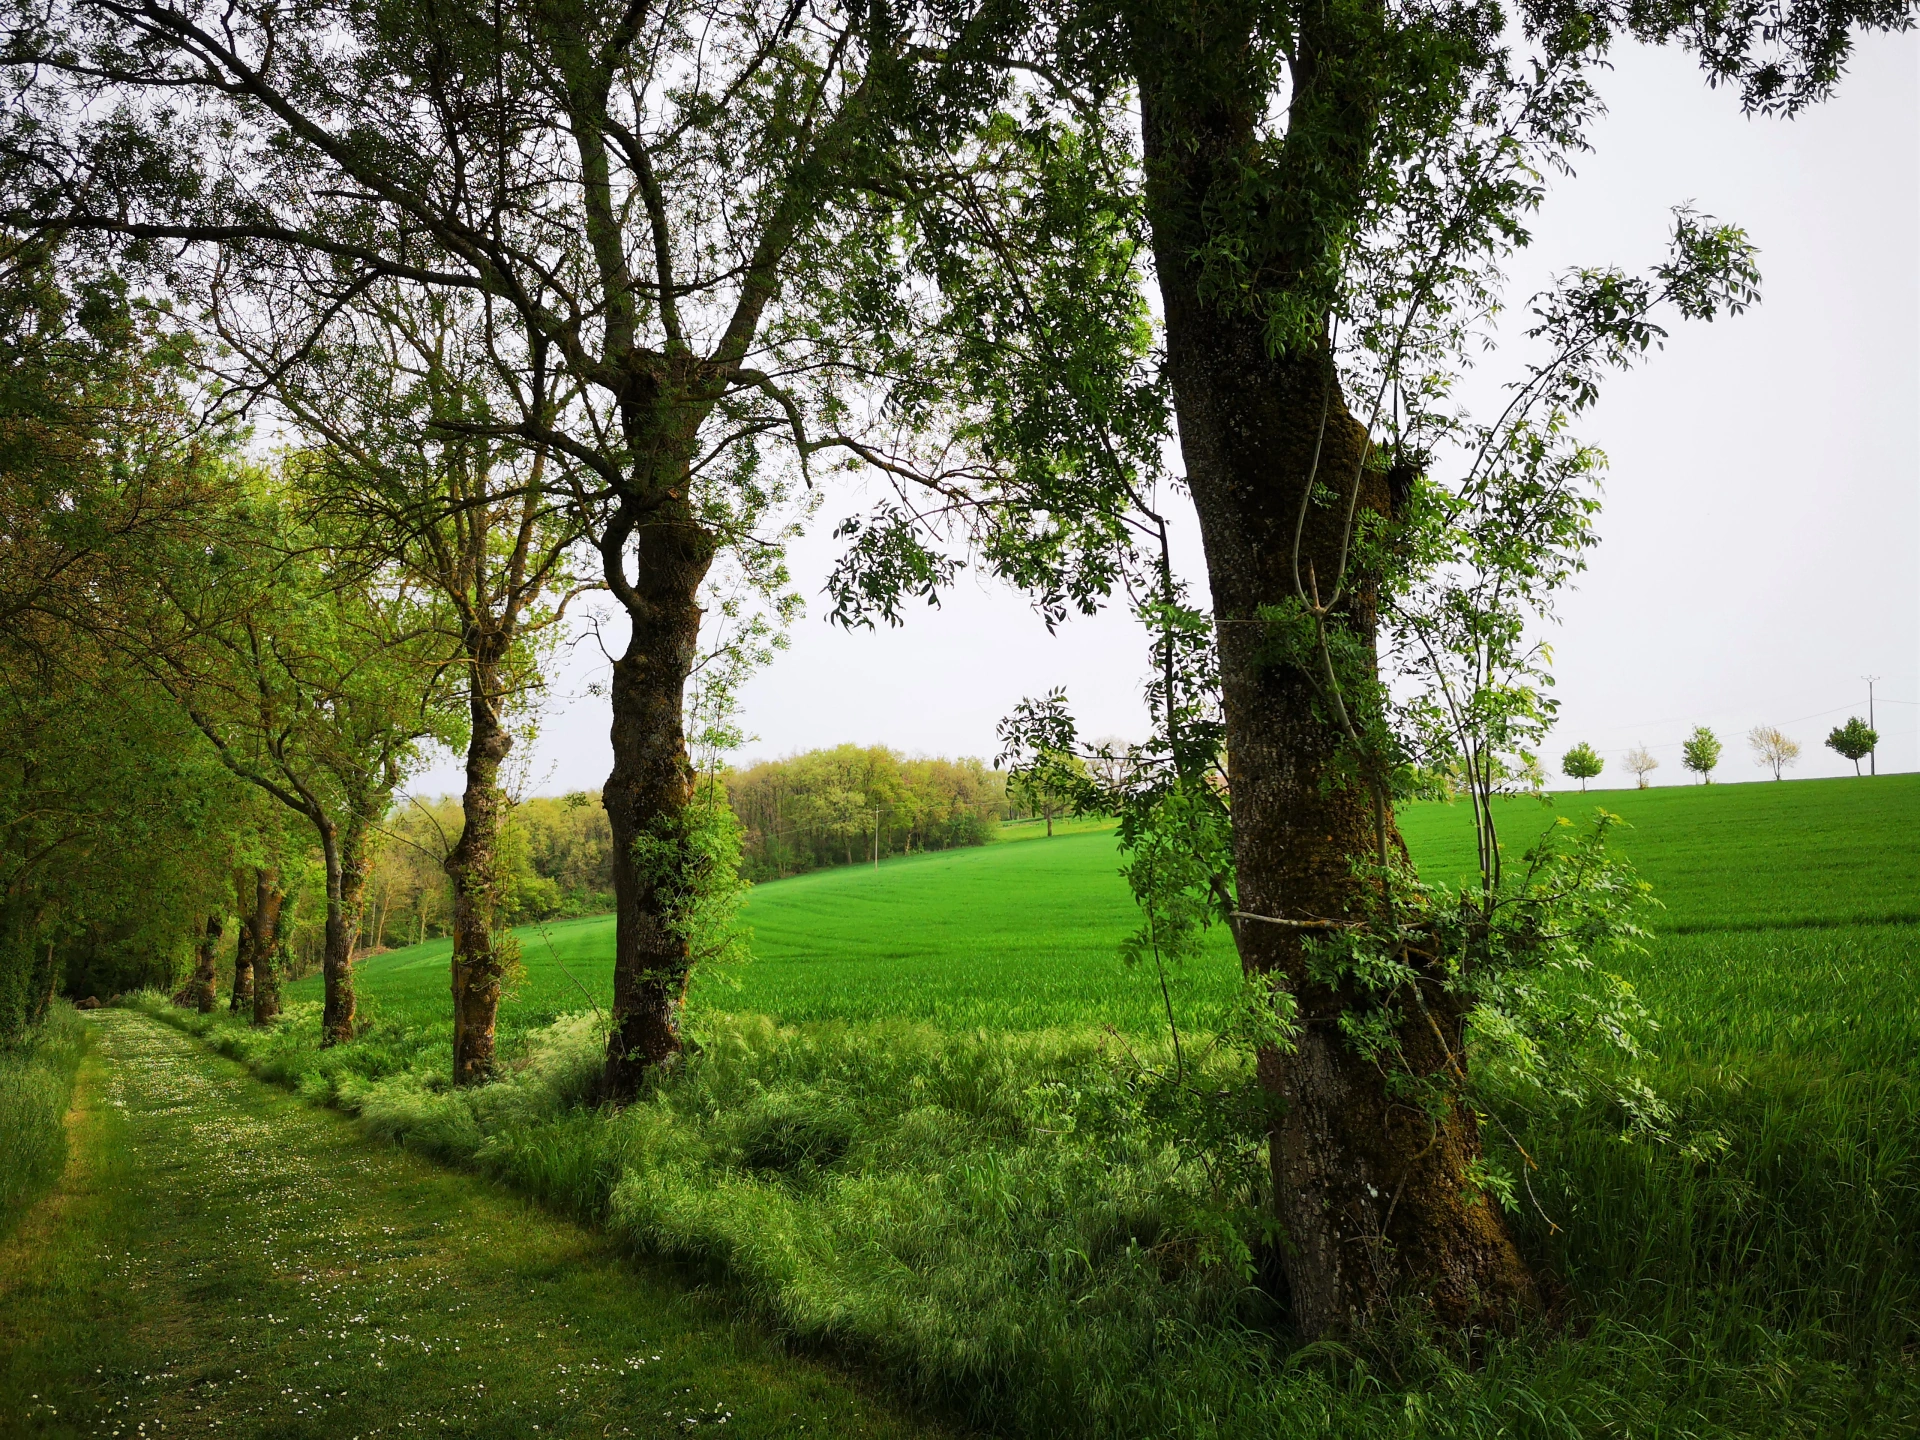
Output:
[[0, 1003, 87, 1243], [0, 1009, 941, 1439], [155, 772, 1919, 1437], [1402, 774, 1920, 932]]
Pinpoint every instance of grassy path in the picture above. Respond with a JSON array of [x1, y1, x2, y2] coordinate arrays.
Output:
[[0, 1011, 941, 1440]]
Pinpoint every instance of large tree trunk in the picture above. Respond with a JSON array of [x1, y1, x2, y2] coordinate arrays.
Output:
[[230, 869, 255, 1014], [188, 914, 222, 1013], [600, 502, 713, 1099], [1136, 45, 1539, 1337], [446, 635, 513, 1086], [320, 818, 363, 1046], [248, 869, 285, 1028]]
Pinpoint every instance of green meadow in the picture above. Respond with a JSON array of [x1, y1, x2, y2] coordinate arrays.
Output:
[[151, 771, 1915, 1438], [292, 772, 1920, 1039]]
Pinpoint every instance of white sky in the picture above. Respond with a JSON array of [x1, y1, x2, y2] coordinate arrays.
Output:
[[421, 34, 1920, 800]]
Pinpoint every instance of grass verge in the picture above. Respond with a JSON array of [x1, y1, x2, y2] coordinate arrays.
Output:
[[0, 1003, 87, 1241]]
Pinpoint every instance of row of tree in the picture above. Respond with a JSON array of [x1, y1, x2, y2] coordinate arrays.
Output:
[[4, 0, 1897, 1341], [1562, 716, 1881, 789], [0, 240, 580, 1064]]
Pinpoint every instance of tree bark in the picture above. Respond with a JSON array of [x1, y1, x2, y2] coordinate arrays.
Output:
[[230, 869, 255, 1014], [1135, 35, 1539, 1337], [446, 633, 513, 1086], [33, 939, 59, 1026], [188, 913, 222, 1013], [320, 815, 365, 1046], [600, 498, 713, 1099], [248, 869, 286, 1027]]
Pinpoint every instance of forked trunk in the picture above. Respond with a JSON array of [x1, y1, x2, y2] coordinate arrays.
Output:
[[230, 870, 255, 1013], [601, 504, 713, 1099], [1138, 66, 1539, 1336], [446, 637, 513, 1086], [188, 914, 222, 1013], [248, 869, 285, 1027]]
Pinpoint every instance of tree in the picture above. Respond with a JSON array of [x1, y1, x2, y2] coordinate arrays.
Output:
[[948, 0, 1902, 1337], [7, 0, 1049, 1096], [0, 242, 257, 1033], [1011, 748, 1089, 837], [249, 286, 585, 1084], [1561, 742, 1604, 791], [1749, 725, 1802, 780], [130, 496, 459, 1041], [1624, 745, 1660, 789], [1825, 717, 1878, 776], [1681, 726, 1722, 783], [1085, 737, 1141, 796]]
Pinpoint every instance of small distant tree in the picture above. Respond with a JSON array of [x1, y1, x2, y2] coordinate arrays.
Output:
[[1085, 737, 1140, 797], [1681, 726, 1722, 783], [1624, 745, 1660, 789], [1749, 726, 1802, 780], [1824, 717, 1879, 776], [1011, 750, 1088, 838], [1560, 743, 1604, 792]]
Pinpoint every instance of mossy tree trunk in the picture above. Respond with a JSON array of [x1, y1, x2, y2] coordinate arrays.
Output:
[[447, 631, 513, 1086], [246, 869, 285, 1028], [188, 914, 221, 1014], [600, 468, 714, 1098], [1131, 6, 1540, 1336], [229, 870, 255, 1015], [320, 811, 372, 1047]]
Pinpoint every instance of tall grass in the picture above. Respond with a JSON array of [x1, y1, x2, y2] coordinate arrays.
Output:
[[0, 1002, 88, 1239]]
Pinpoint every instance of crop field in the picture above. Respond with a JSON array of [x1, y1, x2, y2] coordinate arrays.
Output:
[[291, 771, 1920, 1043]]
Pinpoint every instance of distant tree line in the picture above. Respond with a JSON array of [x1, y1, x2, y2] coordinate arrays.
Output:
[[721, 747, 1010, 882], [357, 750, 1018, 939], [357, 795, 615, 949], [1556, 714, 1881, 791]]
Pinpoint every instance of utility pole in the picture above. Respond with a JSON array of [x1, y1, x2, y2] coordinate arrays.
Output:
[[1864, 676, 1880, 776]]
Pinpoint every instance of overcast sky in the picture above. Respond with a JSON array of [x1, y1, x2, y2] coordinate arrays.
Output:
[[420, 33, 1920, 800]]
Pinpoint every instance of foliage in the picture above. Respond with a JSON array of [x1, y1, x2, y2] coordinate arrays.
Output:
[[629, 786, 753, 985], [1824, 716, 1878, 774], [1749, 724, 1803, 780], [0, 245, 256, 1025], [1682, 725, 1724, 783], [1560, 742, 1604, 789]]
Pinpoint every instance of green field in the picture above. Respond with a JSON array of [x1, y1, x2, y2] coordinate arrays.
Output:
[[293, 772, 1920, 1041]]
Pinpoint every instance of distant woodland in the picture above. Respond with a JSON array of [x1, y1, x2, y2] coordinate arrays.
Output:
[[348, 747, 1015, 956]]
